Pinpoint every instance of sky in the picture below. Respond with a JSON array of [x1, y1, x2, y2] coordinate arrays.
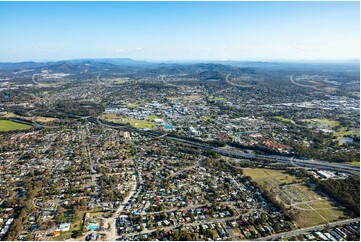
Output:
[[0, 1, 359, 62]]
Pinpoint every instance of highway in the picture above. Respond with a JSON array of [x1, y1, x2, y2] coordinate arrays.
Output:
[[93, 117, 359, 175], [53, 112, 359, 176], [256, 218, 360, 241], [290, 74, 320, 90], [225, 74, 253, 88]]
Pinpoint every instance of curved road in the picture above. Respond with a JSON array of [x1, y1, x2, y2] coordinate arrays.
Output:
[[225, 74, 253, 88]]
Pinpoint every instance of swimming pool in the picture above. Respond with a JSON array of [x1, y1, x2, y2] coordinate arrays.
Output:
[[87, 224, 99, 231]]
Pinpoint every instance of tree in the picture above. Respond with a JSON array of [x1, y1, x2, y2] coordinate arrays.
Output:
[[71, 230, 83, 238]]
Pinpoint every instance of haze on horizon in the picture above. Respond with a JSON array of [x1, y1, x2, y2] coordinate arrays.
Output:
[[0, 1, 359, 62]]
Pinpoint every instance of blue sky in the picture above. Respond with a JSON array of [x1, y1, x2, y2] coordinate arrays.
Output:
[[0, 1, 359, 62]]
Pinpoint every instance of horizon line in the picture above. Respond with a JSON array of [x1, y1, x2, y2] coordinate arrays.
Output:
[[0, 57, 360, 64]]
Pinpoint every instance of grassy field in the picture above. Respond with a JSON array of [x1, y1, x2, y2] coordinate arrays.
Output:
[[303, 118, 340, 128], [2, 112, 58, 123], [243, 168, 299, 186], [295, 209, 327, 227], [147, 115, 161, 121], [128, 120, 155, 129], [185, 95, 202, 100], [302, 118, 358, 144], [243, 168, 350, 228], [200, 116, 212, 121], [332, 127, 358, 142], [294, 200, 348, 227], [0, 120, 32, 132], [272, 116, 296, 125], [99, 113, 155, 129], [127, 103, 140, 108], [208, 96, 225, 102], [167, 95, 202, 100]]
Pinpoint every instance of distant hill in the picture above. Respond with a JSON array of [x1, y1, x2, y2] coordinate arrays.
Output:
[[139, 63, 256, 80], [0, 58, 358, 81]]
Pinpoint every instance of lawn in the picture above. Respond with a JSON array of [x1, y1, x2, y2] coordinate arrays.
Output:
[[272, 116, 296, 125], [0, 120, 32, 132], [58, 212, 85, 240], [232, 228, 245, 240]]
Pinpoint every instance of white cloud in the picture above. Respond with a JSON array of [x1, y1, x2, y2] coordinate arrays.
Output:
[[114, 47, 143, 53]]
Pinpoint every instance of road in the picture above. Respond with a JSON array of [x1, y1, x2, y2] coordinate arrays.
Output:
[[97, 73, 102, 82], [32, 73, 41, 85], [225, 74, 253, 88], [54, 112, 359, 176], [289, 74, 320, 90], [107, 174, 137, 241], [121, 215, 240, 238], [92, 116, 359, 175], [256, 218, 360, 241], [160, 75, 184, 88], [227, 226, 237, 241], [167, 158, 203, 178]]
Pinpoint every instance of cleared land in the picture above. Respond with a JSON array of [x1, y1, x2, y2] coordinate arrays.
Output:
[[272, 116, 296, 125], [2, 112, 58, 123], [302, 118, 340, 129], [0, 120, 32, 132], [167, 95, 202, 100], [243, 168, 350, 228], [243, 168, 299, 186], [208, 96, 225, 102]]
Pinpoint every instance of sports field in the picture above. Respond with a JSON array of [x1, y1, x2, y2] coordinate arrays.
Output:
[[0, 120, 32, 132], [99, 114, 155, 129]]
